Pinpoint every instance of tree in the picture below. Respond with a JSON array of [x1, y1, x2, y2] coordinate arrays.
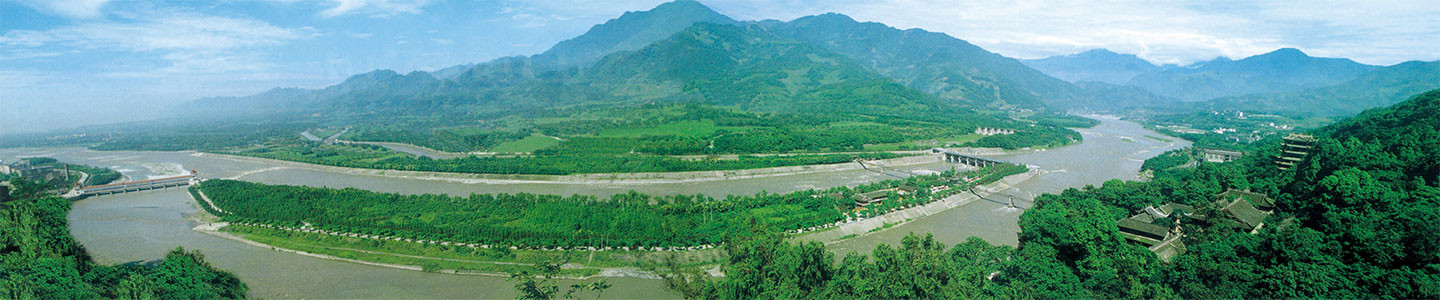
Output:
[[508, 254, 610, 300]]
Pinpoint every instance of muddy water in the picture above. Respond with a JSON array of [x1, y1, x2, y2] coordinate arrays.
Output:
[[1, 116, 1184, 298]]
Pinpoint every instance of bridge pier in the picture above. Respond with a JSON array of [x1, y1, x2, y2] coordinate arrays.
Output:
[[933, 148, 1008, 169]]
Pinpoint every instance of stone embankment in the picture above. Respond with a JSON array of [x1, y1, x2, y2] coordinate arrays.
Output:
[[214, 222, 719, 253], [792, 169, 1040, 244], [199, 151, 946, 184]]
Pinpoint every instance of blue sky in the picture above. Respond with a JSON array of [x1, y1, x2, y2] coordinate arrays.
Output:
[[2, 0, 1438, 134]]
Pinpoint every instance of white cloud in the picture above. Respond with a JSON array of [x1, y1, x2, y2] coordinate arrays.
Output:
[[318, 0, 431, 18], [1, 12, 306, 77], [1, 14, 301, 52], [12, 0, 111, 19]]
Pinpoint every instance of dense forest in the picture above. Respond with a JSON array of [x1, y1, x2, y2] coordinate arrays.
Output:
[[654, 89, 1440, 299], [197, 164, 1026, 250], [0, 179, 248, 299]]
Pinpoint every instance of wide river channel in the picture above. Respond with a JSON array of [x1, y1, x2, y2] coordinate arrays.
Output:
[[0, 117, 1186, 299]]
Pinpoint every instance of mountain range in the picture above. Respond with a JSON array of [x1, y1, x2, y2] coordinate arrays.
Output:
[[1027, 47, 1439, 116], [1022, 49, 1162, 85], [185, 0, 1086, 119], [187, 0, 1438, 122]]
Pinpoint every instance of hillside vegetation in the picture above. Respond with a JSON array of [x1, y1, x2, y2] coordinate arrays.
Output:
[[656, 89, 1440, 299], [0, 180, 247, 299]]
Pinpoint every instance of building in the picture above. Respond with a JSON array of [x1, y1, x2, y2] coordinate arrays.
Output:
[[1115, 202, 1208, 262], [897, 185, 918, 195], [1275, 133, 1317, 170], [854, 189, 893, 206], [1211, 191, 1273, 233], [929, 185, 951, 193], [1220, 198, 1269, 232], [1201, 148, 1245, 163], [1116, 207, 1189, 262], [14, 165, 55, 179], [974, 127, 1016, 136], [1117, 218, 1172, 242], [1216, 189, 1275, 211]]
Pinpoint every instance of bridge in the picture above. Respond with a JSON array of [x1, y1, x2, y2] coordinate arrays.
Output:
[[71, 172, 198, 197], [932, 148, 1008, 168]]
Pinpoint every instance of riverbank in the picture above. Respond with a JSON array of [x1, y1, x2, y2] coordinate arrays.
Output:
[[793, 169, 1040, 244], [198, 150, 964, 184], [184, 168, 1035, 279], [191, 220, 725, 280]]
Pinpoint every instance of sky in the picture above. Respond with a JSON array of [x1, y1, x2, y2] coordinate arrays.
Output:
[[2, 0, 1438, 134]]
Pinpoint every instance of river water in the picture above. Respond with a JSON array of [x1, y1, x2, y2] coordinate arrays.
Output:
[[0, 116, 1185, 299]]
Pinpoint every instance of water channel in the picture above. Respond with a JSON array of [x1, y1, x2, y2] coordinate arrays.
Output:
[[0, 116, 1186, 299]]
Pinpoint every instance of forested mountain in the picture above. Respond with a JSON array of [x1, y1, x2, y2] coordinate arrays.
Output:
[[1199, 60, 1440, 116], [1129, 48, 1378, 101], [761, 13, 1084, 111], [184, 4, 1082, 116], [1023, 49, 1163, 85], [1072, 81, 1182, 111], [70, 0, 1108, 168], [584, 22, 960, 115]]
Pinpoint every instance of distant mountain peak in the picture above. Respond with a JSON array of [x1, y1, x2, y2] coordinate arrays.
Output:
[[530, 0, 736, 68], [1022, 49, 1160, 85], [807, 12, 857, 22], [1243, 48, 1314, 63], [1129, 47, 1380, 101], [1076, 49, 1122, 56], [341, 69, 400, 84], [652, 0, 712, 12], [1266, 47, 1308, 57]]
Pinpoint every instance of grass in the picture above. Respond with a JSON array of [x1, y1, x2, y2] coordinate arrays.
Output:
[[827, 121, 888, 127], [867, 221, 901, 233], [749, 204, 837, 228], [489, 134, 562, 153], [1144, 135, 1174, 143], [595, 120, 740, 138], [226, 225, 722, 276], [439, 126, 495, 136], [310, 128, 341, 139]]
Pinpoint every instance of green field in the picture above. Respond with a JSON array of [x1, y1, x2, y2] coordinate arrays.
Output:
[[310, 128, 342, 139], [488, 134, 562, 153], [863, 133, 983, 151]]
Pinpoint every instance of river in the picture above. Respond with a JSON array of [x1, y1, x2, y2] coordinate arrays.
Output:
[[0, 116, 1185, 299]]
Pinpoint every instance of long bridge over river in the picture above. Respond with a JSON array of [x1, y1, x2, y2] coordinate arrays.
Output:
[[931, 148, 1007, 168], [66, 172, 199, 198]]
